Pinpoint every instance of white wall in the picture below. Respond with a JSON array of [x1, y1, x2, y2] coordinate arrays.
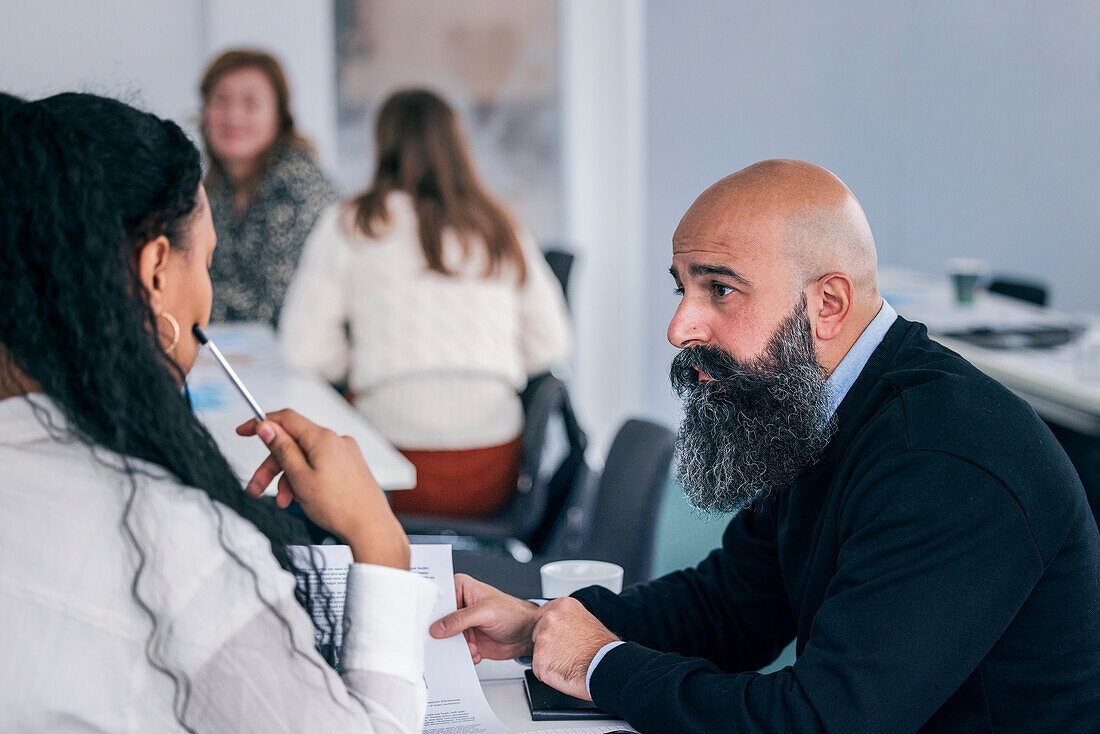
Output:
[[6, 2, 1097, 444], [559, 0, 649, 459], [203, 0, 338, 169], [0, 1, 204, 127], [641, 0, 1100, 422], [0, 0, 337, 165]]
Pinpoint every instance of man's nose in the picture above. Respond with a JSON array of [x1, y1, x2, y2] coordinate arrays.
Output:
[[667, 299, 711, 348]]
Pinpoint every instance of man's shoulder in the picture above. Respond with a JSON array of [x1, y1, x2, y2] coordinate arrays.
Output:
[[844, 326, 1086, 552], [875, 326, 1051, 459]]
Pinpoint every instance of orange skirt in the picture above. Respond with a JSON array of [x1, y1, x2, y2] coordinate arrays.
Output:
[[389, 437, 522, 518]]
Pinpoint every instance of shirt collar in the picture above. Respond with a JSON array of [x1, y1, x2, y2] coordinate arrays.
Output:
[[825, 299, 898, 417]]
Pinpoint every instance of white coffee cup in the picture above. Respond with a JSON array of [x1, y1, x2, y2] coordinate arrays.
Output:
[[540, 560, 624, 598]]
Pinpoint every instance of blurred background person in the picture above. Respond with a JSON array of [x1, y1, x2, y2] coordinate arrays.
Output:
[[200, 49, 337, 326], [280, 89, 571, 519]]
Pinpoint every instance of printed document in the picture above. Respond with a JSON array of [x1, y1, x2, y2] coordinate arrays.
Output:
[[290, 544, 635, 733]]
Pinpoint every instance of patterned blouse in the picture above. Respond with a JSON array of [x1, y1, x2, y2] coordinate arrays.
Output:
[[207, 144, 338, 326]]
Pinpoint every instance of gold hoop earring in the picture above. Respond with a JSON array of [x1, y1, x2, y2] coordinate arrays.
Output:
[[159, 311, 180, 353]]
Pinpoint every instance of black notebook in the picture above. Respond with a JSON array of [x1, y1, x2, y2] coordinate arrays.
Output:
[[523, 669, 617, 721]]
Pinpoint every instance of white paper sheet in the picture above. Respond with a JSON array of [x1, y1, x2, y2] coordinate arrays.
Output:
[[414, 545, 516, 733], [475, 658, 530, 682], [290, 544, 514, 732], [290, 544, 637, 733]]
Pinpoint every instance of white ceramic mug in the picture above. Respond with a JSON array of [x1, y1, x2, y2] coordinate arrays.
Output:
[[540, 560, 624, 598]]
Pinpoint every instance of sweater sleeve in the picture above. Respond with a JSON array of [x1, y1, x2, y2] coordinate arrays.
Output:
[[515, 228, 571, 375], [584, 451, 1045, 733], [268, 154, 339, 326], [279, 206, 352, 383], [573, 500, 796, 674], [276, 156, 339, 270]]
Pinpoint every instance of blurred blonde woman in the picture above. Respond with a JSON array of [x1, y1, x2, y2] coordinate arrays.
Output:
[[200, 49, 337, 326], [280, 89, 571, 518]]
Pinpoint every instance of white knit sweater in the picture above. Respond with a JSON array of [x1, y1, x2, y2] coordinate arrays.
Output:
[[279, 192, 571, 449]]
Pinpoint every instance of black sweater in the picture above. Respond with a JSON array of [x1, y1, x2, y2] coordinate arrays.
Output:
[[575, 318, 1100, 733]]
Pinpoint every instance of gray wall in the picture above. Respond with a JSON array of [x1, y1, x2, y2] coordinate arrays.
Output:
[[0, 1, 203, 125], [642, 0, 1100, 421], [0, 0, 337, 167], [4, 2, 1097, 440]]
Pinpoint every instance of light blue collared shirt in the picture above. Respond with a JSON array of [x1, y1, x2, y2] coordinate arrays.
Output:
[[583, 299, 899, 696], [824, 299, 898, 418]]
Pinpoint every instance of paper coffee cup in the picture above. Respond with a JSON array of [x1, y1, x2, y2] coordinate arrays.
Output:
[[540, 560, 624, 598]]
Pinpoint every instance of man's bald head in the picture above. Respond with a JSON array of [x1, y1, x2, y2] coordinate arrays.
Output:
[[667, 161, 880, 509], [669, 160, 883, 374], [676, 159, 878, 301]]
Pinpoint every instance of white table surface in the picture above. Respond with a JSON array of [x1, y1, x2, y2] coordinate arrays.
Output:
[[880, 268, 1100, 435], [482, 677, 632, 731], [188, 322, 416, 490]]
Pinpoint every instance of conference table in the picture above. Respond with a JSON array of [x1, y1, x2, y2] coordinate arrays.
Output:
[[879, 267, 1100, 437], [187, 322, 416, 491], [475, 659, 635, 731]]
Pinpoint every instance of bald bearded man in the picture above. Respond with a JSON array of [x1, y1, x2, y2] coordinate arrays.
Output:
[[432, 161, 1100, 733]]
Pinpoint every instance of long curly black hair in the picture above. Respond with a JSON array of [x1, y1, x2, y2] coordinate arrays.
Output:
[[0, 92, 339, 731]]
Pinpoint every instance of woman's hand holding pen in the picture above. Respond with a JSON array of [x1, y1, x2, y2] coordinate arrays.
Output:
[[236, 409, 410, 570]]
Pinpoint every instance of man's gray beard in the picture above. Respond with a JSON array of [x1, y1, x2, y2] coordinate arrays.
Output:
[[670, 298, 834, 514]]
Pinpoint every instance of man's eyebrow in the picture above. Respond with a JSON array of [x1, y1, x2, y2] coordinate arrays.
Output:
[[689, 263, 752, 286]]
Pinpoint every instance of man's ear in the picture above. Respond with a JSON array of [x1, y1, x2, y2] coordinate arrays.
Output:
[[811, 273, 853, 342], [135, 235, 171, 311]]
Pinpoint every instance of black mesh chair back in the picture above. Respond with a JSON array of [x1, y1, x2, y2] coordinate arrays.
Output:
[[399, 372, 589, 555], [543, 248, 576, 307], [987, 277, 1049, 307], [579, 419, 676, 587], [510, 372, 573, 542], [452, 417, 676, 597], [521, 374, 589, 550]]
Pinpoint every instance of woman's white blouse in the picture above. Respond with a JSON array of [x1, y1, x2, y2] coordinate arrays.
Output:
[[0, 395, 440, 733]]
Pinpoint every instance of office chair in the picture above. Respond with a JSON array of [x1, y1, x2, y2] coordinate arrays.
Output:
[[559, 418, 676, 587], [452, 417, 676, 597], [986, 277, 1049, 307], [399, 372, 590, 560], [542, 247, 576, 308]]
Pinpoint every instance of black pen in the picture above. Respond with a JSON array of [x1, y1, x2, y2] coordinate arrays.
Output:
[[192, 324, 267, 423]]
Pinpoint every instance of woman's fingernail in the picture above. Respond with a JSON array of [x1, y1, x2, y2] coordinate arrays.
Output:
[[257, 424, 275, 445]]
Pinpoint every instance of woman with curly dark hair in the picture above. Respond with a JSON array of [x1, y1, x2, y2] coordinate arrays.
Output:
[[0, 92, 437, 733]]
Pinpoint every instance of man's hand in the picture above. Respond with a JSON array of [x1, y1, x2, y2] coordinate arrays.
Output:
[[531, 597, 620, 701], [430, 574, 540, 662]]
